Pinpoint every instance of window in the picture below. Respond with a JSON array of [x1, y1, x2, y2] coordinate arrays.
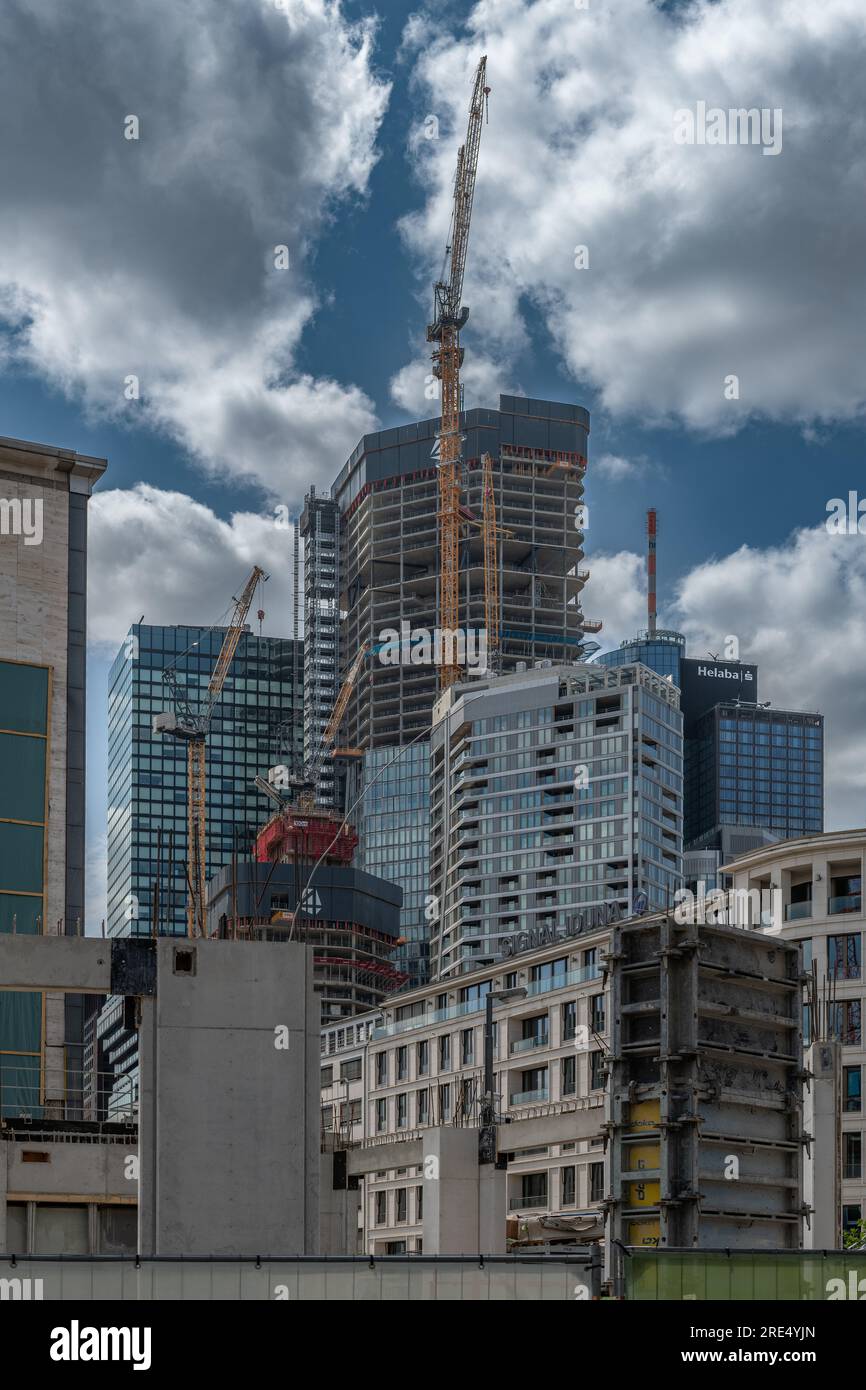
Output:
[[321, 1066, 333, 1087], [461, 1028, 475, 1065], [321, 1105, 333, 1130], [397, 1046, 408, 1081], [439, 1083, 451, 1121], [517, 1172, 548, 1209], [505, 972, 518, 989], [439, 1034, 451, 1071], [396, 1093, 408, 1129], [590, 1051, 605, 1089], [842, 1204, 862, 1233], [530, 957, 567, 983], [386, 1241, 407, 1254], [339, 1099, 361, 1126], [340, 1058, 362, 1082], [375, 1191, 387, 1225], [561, 1165, 576, 1206], [561, 1001, 576, 1042], [583, 948, 598, 971], [396, 1188, 408, 1223], [589, 1162, 604, 1203], [561, 1055, 576, 1097], [844, 1133, 862, 1181], [590, 994, 605, 1034], [417, 1040, 429, 1076], [829, 934, 862, 981], [831, 1001, 862, 1047], [376, 1098, 387, 1133], [376, 1053, 388, 1087], [830, 875, 861, 915], [417, 1089, 430, 1126], [844, 1066, 862, 1113], [416, 1185, 423, 1221]]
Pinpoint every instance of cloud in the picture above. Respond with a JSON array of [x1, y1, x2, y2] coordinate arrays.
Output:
[[88, 485, 298, 648], [595, 453, 647, 482], [389, 350, 512, 415], [0, 0, 389, 496], [591, 523, 866, 830], [398, 0, 866, 433]]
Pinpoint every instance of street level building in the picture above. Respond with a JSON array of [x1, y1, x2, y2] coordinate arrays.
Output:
[[725, 829, 866, 1239]]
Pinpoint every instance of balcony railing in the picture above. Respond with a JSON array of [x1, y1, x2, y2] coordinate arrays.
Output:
[[510, 1088, 549, 1106], [785, 901, 812, 921], [509, 1195, 548, 1211], [510, 1034, 549, 1055], [830, 894, 862, 914], [526, 963, 602, 996]]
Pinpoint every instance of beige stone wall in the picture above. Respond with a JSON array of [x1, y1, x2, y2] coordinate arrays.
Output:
[[0, 468, 68, 934]]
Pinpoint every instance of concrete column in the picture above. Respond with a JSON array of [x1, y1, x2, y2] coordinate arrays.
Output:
[[804, 1040, 840, 1249], [319, 1151, 361, 1254], [421, 1127, 505, 1253]]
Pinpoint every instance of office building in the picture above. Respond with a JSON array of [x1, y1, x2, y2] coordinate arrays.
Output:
[[597, 629, 686, 684], [106, 622, 303, 939], [428, 661, 683, 979], [300, 487, 340, 806], [684, 701, 823, 847], [0, 434, 106, 1120], [725, 829, 866, 1238]]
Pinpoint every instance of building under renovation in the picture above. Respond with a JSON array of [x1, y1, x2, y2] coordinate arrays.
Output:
[[206, 805, 405, 1021]]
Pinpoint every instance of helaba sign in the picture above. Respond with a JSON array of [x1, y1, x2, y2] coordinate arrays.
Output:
[[694, 664, 754, 682], [499, 900, 622, 959]]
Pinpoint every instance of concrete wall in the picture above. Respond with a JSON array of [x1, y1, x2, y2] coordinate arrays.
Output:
[[138, 939, 320, 1256]]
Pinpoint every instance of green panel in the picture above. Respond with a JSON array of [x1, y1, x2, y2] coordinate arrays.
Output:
[[0, 661, 48, 734], [0, 1050, 41, 1119], [0, 990, 41, 1052], [627, 1251, 866, 1301], [0, 732, 46, 822], [0, 894, 42, 934], [0, 822, 44, 893]]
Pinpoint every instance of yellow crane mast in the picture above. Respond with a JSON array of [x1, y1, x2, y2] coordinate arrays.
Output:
[[154, 565, 266, 937], [427, 55, 490, 689]]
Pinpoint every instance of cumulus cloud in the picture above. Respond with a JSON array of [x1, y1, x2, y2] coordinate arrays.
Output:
[[0, 0, 389, 495], [595, 453, 648, 482], [88, 485, 298, 648], [398, 0, 866, 433], [591, 524, 866, 830]]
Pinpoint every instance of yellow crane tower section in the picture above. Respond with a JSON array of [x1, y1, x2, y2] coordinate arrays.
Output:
[[427, 56, 490, 689], [155, 565, 266, 938]]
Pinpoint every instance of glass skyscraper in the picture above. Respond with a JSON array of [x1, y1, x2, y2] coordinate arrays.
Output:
[[684, 703, 824, 846], [349, 743, 430, 987], [107, 622, 304, 938]]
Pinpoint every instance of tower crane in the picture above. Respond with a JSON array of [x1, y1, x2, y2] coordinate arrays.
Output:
[[154, 565, 266, 938], [287, 639, 371, 811], [481, 451, 511, 674], [427, 55, 490, 689]]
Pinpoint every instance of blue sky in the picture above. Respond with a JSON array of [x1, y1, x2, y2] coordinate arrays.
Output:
[[1, 0, 865, 921]]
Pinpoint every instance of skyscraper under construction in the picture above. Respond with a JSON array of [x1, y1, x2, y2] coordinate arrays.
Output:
[[311, 394, 600, 988]]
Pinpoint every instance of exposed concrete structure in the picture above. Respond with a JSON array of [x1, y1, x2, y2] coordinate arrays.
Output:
[[607, 913, 804, 1262], [804, 1040, 841, 1249], [1, 935, 320, 1257]]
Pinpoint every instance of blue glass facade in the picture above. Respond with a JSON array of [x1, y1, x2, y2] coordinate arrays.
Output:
[[351, 744, 431, 987], [596, 629, 686, 684], [684, 704, 824, 846], [107, 623, 303, 938]]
